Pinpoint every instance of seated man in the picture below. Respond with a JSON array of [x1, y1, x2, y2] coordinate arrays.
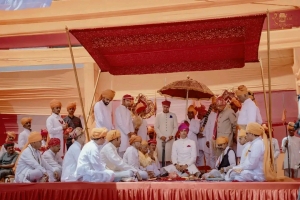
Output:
[[42, 138, 62, 182], [0, 142, 19, 180], [227, 123, 266, 182], [162, 123, 200, 177], [100, 130, 140, 182], [61, 127, 86, 182], [15, 132, 59, 183], [147, 139, 161, 176], [139, 140, 159, 178], [123, 135, 148, 180], [75, 128, 114, 182], [41, 129, 48, 149]]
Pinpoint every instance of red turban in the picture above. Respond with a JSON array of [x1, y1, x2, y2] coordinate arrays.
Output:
[[135, 102, 147, 114], [162, 100, 171, 107], [148, 139, 157, 145], [41, 129, 48, 137], [48, 138, 61, 147], [216, 97, 226, 106], [196, 105, 207, 116], [123, 94, 134, 100]]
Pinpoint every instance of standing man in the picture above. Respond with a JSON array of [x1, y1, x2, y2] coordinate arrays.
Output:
[[63, 102, 83, 150], [93, 89, 115, 130], [46, 99, 67, 158], [133, 102, 148, 141], [235, 85, 257, 163], [248, 91, 263, 124], [115, 94, 135, 157], [18, 117, 32, 150], [154, 100, 178, 163]]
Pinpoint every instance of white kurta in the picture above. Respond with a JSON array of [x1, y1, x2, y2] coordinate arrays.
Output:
[[281, 136, 300, 169], [236, 99, 257, 157], [115, 105, 134, 152], [164, 137, 199, 175], [187, 118, 200, 156], [42, 149, 63, 182], [46, 113, 64, 157], [61, 141, 82, 182], [123, 146, 148, 179], [215, 146, 236, 172], [18, 129, 31, 150], [256, 106, 263, 125], [154, 112, 178, 161], [137, 119, 148, 141], [75, 140, 114, 182], [271, 138, 280, 160], [15, 145, 54, 183], [94, 101, 114, 130]]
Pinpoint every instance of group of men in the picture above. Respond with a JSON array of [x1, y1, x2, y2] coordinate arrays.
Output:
[[0, 84, 299, 182]]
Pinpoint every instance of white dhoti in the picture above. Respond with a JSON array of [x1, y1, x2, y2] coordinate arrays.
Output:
[[163, 164, 199, 176], [113, 170, 134, 182], [81, 169, 115, 182], [226, 169, 265, 182]]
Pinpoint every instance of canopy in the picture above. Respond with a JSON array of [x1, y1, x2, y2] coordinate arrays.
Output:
[[70, 14, 266, 75]]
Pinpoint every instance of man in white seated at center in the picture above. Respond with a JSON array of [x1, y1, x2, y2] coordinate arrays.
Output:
[[161, 123, 200, 177], [100, 130, 142, 182], [123, 135, 148, 180]]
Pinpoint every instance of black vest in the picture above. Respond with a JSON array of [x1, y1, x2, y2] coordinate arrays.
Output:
[[218, 148, 235, 170]]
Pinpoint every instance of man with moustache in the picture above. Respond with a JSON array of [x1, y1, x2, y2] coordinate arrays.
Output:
[[18, 117, 32, 150]]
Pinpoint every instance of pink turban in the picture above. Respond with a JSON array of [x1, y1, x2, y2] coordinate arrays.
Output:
[[178, 123, 189, 132]]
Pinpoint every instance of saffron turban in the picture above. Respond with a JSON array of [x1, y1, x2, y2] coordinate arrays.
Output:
[[246, 122, 264, 136], [91, 128, 108, 139], [230, 97, 241, 108], [67, 102, 76, 110], [21, 117, 32, 126], [106, 130, 121, 142], [6, 131, 16, 139], [129, 135, 142, 145], [4, 142, 15, 149], [178, 123, 189, 132], [28, 131, 43, 143], [69, 127, 84, 139], [238, 129, 247, 138], [162, 100, 171, 107], [123, 94, 134, 100], [148, 139, 157, 145], [141, 140, 148, 146], [48, 138, 61, 147], [288, 122, 295, 131], [211, 96, 217, 104], [101, 89, 116, 100], [135, 102, 147, 114], [147, 126, 154, 133], [196, 105, 207, 116], [50, 99, 62, 109], [41, 129, 48, 137], [235, 85, 248, 96], [216, 97, 226, 106], [216, 136, 229, 145], [187, 105, 197, 116]]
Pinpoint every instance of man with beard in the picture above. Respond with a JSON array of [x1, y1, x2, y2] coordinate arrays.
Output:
[[18, 117, 32, 150], [93, 89, 115, 130], [63, 102, 83, 150]]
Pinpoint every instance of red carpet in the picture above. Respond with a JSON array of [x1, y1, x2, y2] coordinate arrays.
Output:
[[0, 181, 299, 200]]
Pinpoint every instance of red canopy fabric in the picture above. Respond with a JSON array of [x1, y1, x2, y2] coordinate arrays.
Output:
[[70, 14, 266, 75]]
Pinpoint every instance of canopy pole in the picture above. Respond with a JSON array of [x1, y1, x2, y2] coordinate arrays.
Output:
[[185, 89, 189, 120], [65, 26, 90, 141], [86, 69, 101, 123], [259, 58, 269, 125]]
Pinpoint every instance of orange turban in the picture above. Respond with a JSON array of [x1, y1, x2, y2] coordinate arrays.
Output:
[[147, 126, 154, 133], [246, 122, 264, 136], [238, 129, 246, 138], [288, 122, 295, 131], [211, 96, 217, 104], [67, 102, 76, 110], [235, 85, 248, 96], [6, 131, 16, 139], [187, 105, 197, 116], [216, 136, 229, 145], [28, 131, 43, 143], [141, 140, 148, 146], [106, 130, 121, 142], [21, 117, 32, 126], [230, 97, 241, 108], [91, 128, 108, 139], [101, 89, 116, 101], [129, 135, 142, 145], [50, 99, 62, 109]]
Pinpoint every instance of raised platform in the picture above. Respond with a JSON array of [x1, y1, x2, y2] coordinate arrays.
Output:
[[0, 181, 299, 200]]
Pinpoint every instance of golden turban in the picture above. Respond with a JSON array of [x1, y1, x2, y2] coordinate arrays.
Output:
[[230, 97, 241, 108], [235, 85, 248, 96], [28, 131, 43, 143], [288, 122, 295, 131], [67, 102, 76, 110], [6, 131, 16, 139], [106, 130, 121, 142], [246, 122, 264, 136], [91, 128, 108, 139], [141, 140, 148, 146], [50, 99, 62, 109], [101, 89, 116, 101], [129, 135, 142, 145], [216, 136, 229, 145], [238, 129, 246, 138], [21, 117, 32, 126], [187, 105, 197, 116]]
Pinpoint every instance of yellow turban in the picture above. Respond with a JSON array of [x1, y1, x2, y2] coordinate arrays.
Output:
[[238, 129, 246, 138], [141, 140, 148, 146], [6, 131, 16, 139], [246, 122, 264, 136], [187, 105, 197, 116], [21, 117, 32, 126], [28, 131, 43, 143], [216, 136, 229, 145], [101, 89, 116, 101], [129, 135, 142, 145], [91, 128, 108, 139], [106, 130, 121, 142], [288, 122, 295, 131], [50, 99, 62, 109], [67, 102, 76, 110], [235, 85, 248, 96]]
